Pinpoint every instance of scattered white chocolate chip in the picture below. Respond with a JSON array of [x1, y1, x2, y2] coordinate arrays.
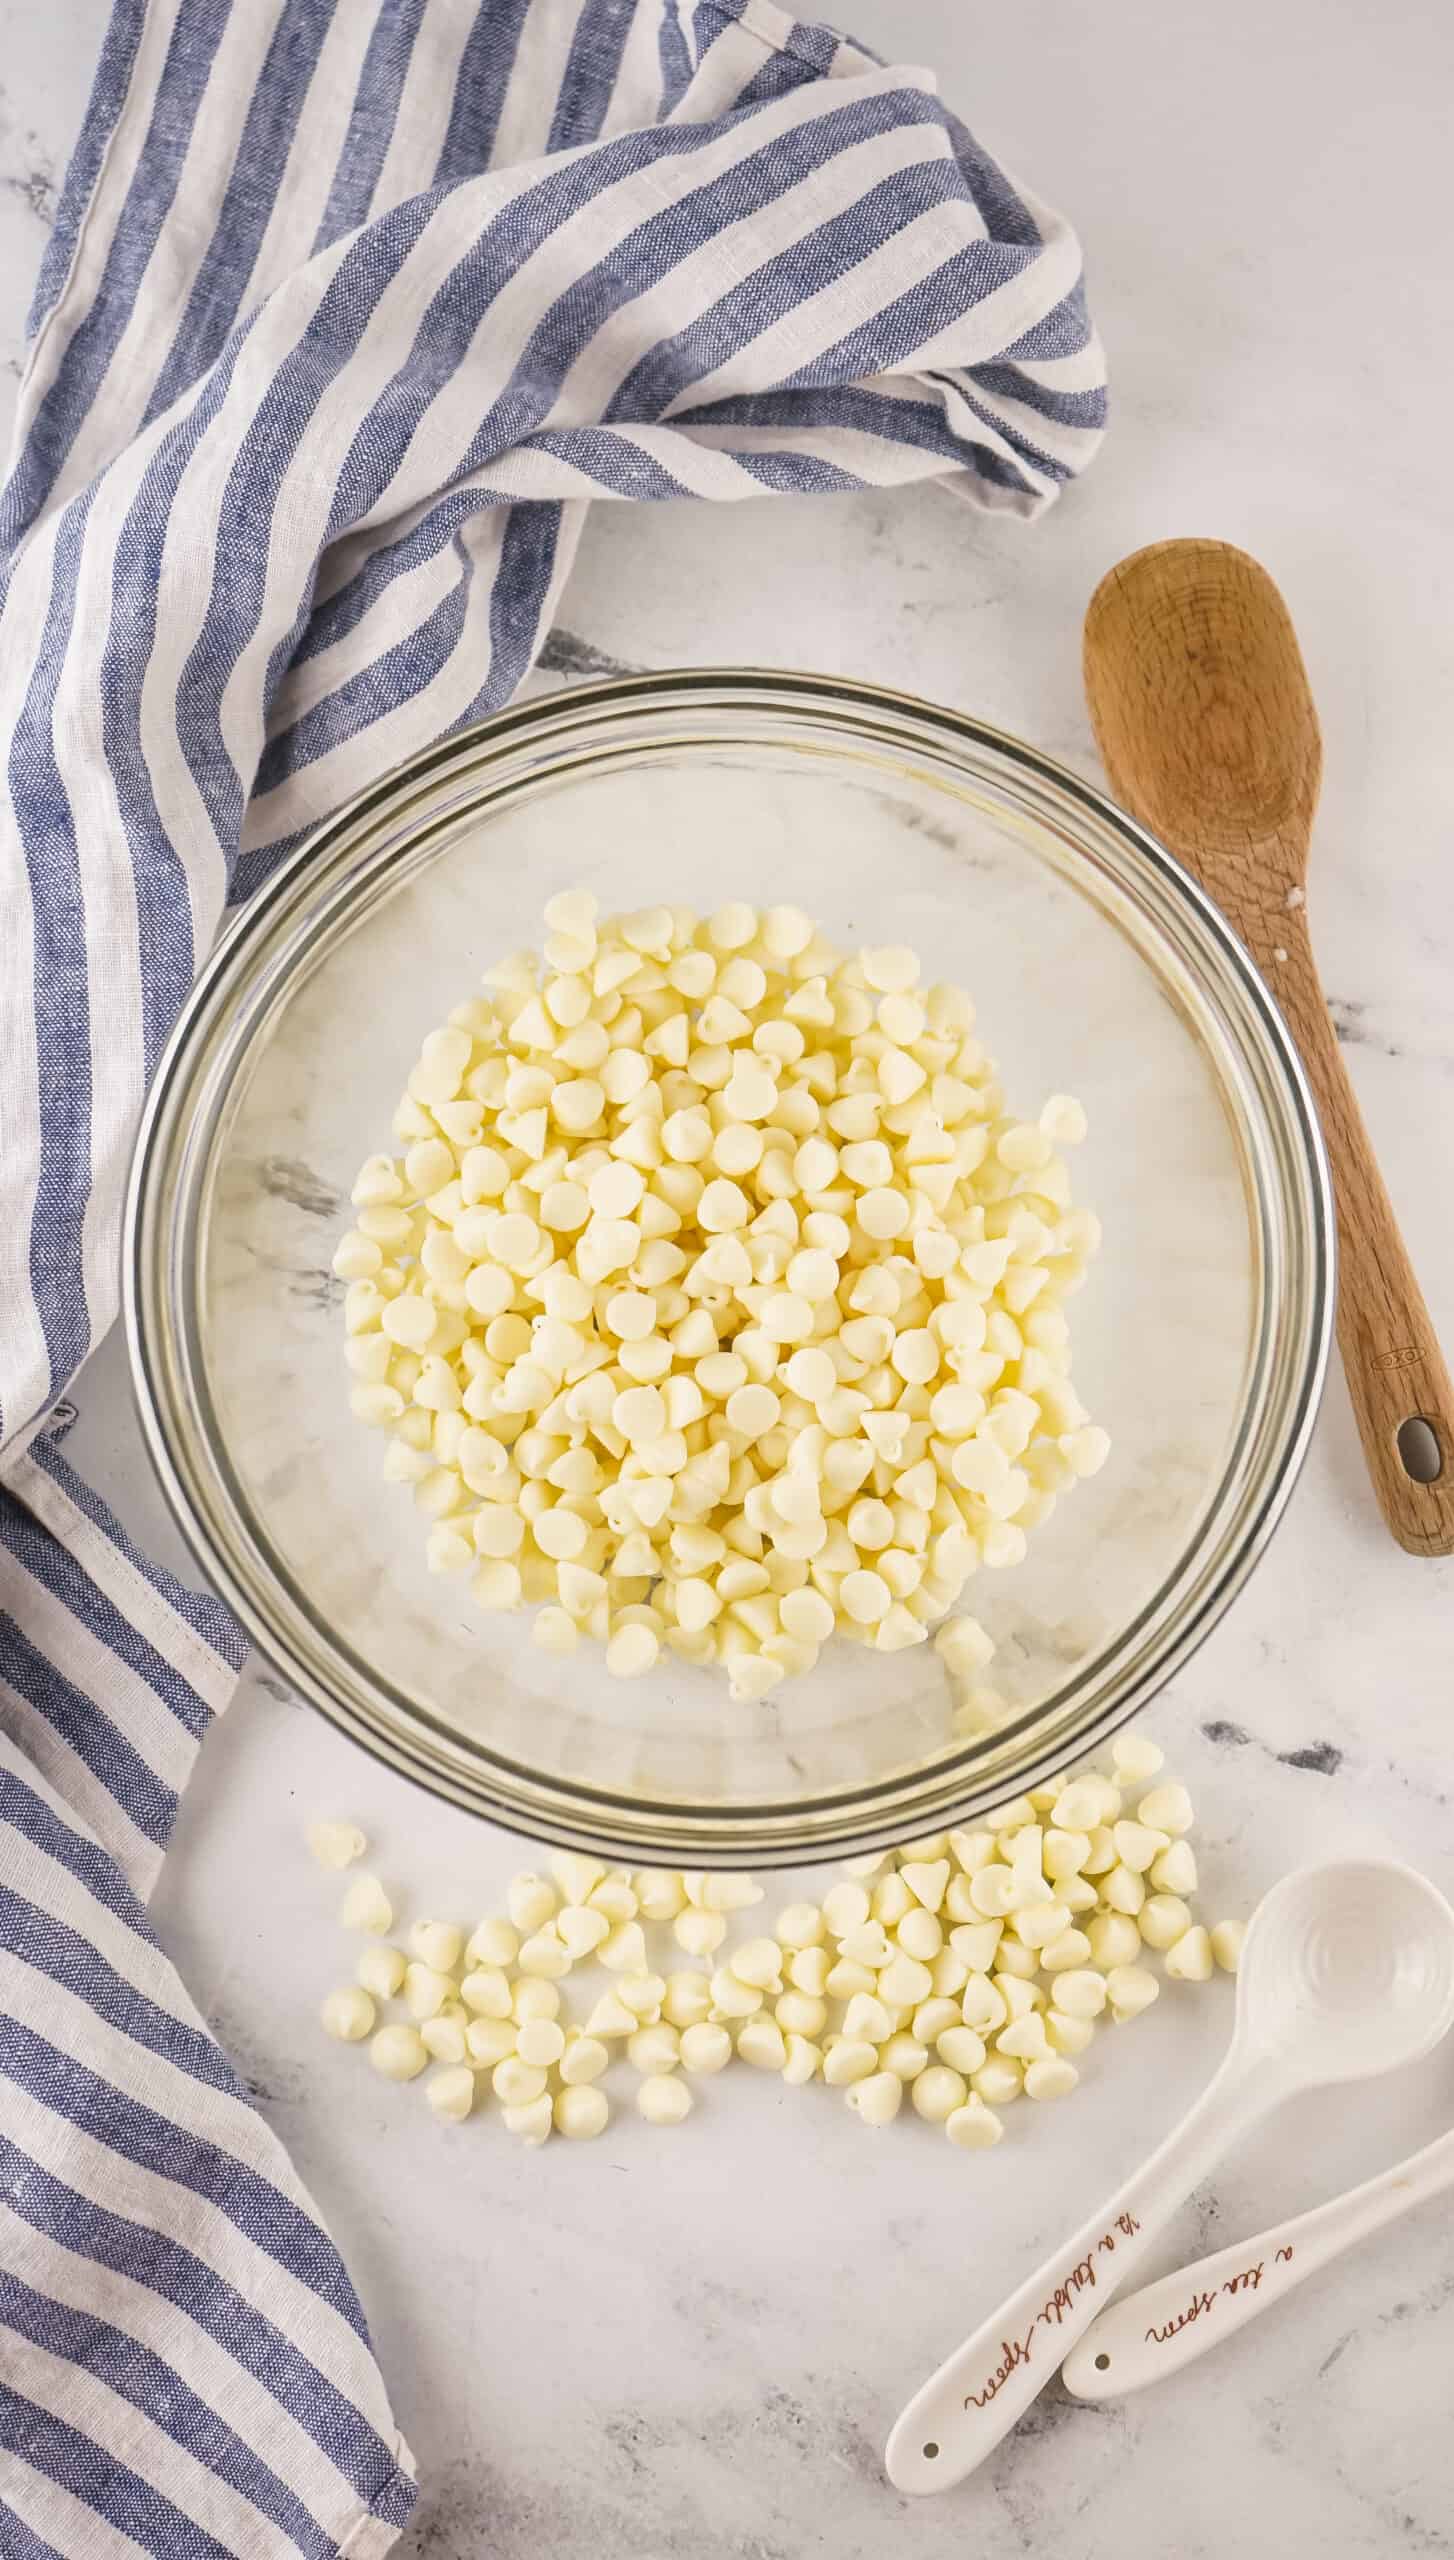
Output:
[[308, 1821, 368, 1871], [355, 1943, 407, 2001], [737, 2018, 788, 2071], [426, 2066, 475, 2123], [559, 2033, 610, 2085], [679, 2022, 733, 2074], [464, 2018, 514, 2068], [517, 2018, 567, 2069], [1106, 1964, 1160, 2023], [911, 2065, 968, 2124], [369, 2023, 428, 2081], [1164, 1924, 1214, 1983], [637, 2074, 694, 2126], [503, 2095, 553, 2146], [321, 1986, 375, 2043], [847, 2069, 903, 2126], [1137, 1782, 1195, 1837], [493, 2056, 549, 2107], [466, 1917, 519, 1968], [340, 1875, 393, 1935], [1024, 2056, 1079, 2100], [421, 2015, 469, 2066], [946, 2097, 1003, 2149], [627, 2022, 681, 2076], [409, 1919, 464, 1974], [506, 1874, 557, 1934], [402, 1962, 454, 2021], [555, 2084, 610, 2139]]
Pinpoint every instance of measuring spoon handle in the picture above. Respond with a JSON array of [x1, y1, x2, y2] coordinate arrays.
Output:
[[884, 2058, 1270, 2494], [1061, 2120, 1454, 2401]]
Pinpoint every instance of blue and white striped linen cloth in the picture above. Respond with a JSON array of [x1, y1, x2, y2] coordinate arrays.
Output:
[[0, 2, 1104, 2546]]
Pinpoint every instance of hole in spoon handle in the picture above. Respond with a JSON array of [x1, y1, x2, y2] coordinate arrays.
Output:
[[1397, 1416, 1444, 1485]]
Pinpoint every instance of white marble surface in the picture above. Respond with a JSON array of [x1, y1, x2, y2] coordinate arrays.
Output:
[[6, 2, 1454, 2552]]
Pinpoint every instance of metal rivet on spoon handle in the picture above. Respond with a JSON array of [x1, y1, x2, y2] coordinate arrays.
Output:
[[1062, 2110, 1454, 2404], [883, 1861, 1454, 2496], [1084, 538, 1454, 1556]]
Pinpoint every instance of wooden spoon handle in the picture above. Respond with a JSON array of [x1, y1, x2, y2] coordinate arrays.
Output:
[[1085, 537, 1454, 1556], [1261, 915, 1454, 1555]]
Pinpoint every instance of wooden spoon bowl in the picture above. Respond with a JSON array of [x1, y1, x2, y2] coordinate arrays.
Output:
[[1085, 538, 1454, 1555]]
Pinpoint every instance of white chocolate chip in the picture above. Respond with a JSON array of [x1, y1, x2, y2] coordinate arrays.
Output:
[[911, 2066, 968, 2123], [946, 2097, 1003, 2149], [559, 2034, 610, 2085], [1105, 1964, 1160, 2022], [308, 1821, 368, 1871], [506, 1874, 557, 1934], [426, 2066, 475, 2123], [369, 2023, 427, 2081], [679, 2022, 733, 2074], [321, 1987, 375, 2042], [1138, 1894, 1192, 1952], [503, 2095, 554, 2146], [1137, 1782, 1195, 1836], [420, 2015, 468, 2066], [637, 2074, 694, 2125], [355, 1944, 406, 2001], [555, 2084, 610, 2139], [847, 2069, 903, 2126], [409, 1919, 464, 1974], [1164, 1924, 1214, 1982], [340, 1876, 393, 1935], [1111, 1733, 1165, 1784], [1024, 2056, 1079, 2100], [737, 2018, 789, 2071]]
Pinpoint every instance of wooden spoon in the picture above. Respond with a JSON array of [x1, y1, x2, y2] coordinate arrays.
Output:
[[1084, 536, 1454, 1556]]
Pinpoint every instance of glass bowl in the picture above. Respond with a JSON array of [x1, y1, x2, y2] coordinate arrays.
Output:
[[124, 671, 1332, 1866]]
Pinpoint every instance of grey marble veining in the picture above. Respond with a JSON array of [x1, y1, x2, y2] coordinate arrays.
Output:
[[7, 1, 1454, 2553]]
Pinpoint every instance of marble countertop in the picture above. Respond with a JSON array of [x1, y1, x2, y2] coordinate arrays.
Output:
[[6, 3, 1454, 2553]]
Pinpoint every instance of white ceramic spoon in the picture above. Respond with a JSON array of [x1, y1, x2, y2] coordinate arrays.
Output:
[[1061, 2115, 1454, 2401], [884, 1860, 1454, 2496]]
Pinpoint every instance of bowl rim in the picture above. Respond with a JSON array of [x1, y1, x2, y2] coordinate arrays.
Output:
[[124, 666, 1335, 1864]]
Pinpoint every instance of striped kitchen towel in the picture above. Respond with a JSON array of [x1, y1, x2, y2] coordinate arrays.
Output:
[[0, 2, 1104, 2549]]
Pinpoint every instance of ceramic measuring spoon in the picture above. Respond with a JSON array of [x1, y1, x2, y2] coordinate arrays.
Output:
[[1062, 2108, 1454, 2401], [884, 1861, 1454, 2496]]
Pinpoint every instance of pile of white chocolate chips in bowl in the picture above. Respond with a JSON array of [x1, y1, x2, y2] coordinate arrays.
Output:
[[309, 1734, 1244, 2150], [335, 892, 1108, 1712]]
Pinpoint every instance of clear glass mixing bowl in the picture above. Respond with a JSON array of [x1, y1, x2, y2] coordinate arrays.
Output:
[[124, 672, 1333, 1865]]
